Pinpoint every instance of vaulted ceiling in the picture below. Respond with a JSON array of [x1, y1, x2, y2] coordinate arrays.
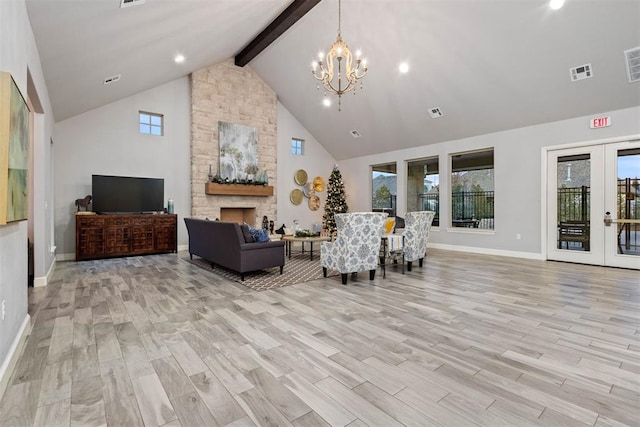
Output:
[[26, 0, 640, 160]]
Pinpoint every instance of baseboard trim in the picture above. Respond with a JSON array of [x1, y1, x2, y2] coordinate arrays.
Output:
[[0, 314, 31, 403], [59, 247, 187, 261], [428, 243, 544, 260], [33, 258, 57, 288], [57, 252, 75, 261]]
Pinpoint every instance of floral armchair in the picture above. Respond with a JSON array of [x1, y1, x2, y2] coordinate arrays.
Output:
[[321, 212, 387, 285], [400, 210, 435, 272]]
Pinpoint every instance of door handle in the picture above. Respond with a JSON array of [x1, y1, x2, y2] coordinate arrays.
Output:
[[604, 212, 612, 227]]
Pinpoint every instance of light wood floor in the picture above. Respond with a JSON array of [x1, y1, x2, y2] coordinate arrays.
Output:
[[0, 249, 638, 426]]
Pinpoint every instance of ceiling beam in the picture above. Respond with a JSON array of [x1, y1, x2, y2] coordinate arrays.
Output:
[[235, 0, 321, 67]]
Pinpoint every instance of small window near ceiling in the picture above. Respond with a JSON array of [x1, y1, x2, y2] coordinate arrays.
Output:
[[291, 138, 304, 155], [139, 111, 163, 136]]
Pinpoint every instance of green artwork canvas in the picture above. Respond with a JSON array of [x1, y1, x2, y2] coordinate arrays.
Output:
[[0, 72, 29, 224]]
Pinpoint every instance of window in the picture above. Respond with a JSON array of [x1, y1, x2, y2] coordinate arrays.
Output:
[[372, 163, 397, 217], [139, 111, 163, 136], [407, 157, 439, 226], [291, 138, 304, 155], [450, 149, 494, 229]]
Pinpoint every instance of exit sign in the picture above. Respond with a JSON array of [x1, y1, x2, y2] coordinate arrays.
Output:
[[590, 116, 611, 129]]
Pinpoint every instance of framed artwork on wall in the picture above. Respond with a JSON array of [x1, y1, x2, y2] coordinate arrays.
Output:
[[218, 121, 258, 182], [0, 71, 30, 225]]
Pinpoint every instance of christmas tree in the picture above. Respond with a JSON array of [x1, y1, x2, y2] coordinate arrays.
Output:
[[322, 165, 349, 234]]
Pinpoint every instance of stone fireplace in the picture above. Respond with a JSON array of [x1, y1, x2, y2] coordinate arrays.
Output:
[[190, 60, 277, 226]]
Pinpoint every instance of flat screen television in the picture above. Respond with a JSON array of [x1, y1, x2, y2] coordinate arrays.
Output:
[[92, 175, 164, 214]]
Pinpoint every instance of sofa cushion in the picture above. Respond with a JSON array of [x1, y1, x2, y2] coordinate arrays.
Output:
[[240, 223, 255, 243]]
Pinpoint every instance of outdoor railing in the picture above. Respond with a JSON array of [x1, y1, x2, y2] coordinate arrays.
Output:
[[451, 191, 494, 229]]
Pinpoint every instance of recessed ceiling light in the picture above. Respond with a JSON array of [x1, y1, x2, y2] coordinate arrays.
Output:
[[323, 98, 331, 107], [549, 0, 565, 10], [174, 54, 185, 64], [399, 62, 409, 74]]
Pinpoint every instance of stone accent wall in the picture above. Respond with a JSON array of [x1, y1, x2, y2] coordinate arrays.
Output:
[[191, 60, 277, 226]]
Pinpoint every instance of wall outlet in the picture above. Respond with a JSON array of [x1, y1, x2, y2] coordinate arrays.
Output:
[[516, 234, 521, 240], [1, 300, 5, 321]]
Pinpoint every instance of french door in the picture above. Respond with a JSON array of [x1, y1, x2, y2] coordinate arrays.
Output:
[[547, 140, 640, 269]]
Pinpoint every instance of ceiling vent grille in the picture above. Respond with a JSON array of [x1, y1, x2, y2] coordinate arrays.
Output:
[[624, 47, 640, 83], [429, 107, 443, 118], [350, 130, 361, 138], [570, 63, 592, 82], [120, 0, 145, 8], [103, 74, 121, 85]]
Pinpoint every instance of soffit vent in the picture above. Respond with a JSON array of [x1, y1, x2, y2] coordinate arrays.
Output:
[[120, 0, 145, 8], [429, 107, 443, 118], [103, 74, 121, 85], [350, 130, 361, 138], [624, 46, 640, 83], [570, 63, 592, 82]]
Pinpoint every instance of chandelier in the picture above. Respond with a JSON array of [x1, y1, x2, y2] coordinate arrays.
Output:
[[312, 0, 367, 110]]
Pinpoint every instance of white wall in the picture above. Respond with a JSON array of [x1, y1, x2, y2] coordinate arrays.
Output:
[[339, 106, 640, 257], [0, 0, 55, 397], [54, 78, 192, 258], [276, 102, 336, 230]]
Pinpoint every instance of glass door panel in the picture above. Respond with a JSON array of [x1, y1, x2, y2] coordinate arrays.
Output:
[[605, 142, 640, 268], [547, 145, 604, 265], [556, 154, 591, 252]]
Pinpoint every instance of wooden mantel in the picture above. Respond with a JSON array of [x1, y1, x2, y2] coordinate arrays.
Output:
[[205, 183, 274, 197]]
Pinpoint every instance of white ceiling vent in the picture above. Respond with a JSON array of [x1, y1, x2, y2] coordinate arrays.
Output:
[[120, 0, 145, 8], [570, 63, 592, 82], [103, 74, 121, 85], [350, 130, 361, 138], [428, 107, 443, 118], [624, 46, 640, 83]]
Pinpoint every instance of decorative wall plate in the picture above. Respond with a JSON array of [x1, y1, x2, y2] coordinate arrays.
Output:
[[308, 195, 320, 211], [313, 176, 325, 192], [302, 182, 315, 198], [294, 169, 308, 186], [290, 189, 304, 205]]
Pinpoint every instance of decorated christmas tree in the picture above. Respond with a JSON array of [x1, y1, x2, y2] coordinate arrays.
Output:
[[322, 165, 349, 234]]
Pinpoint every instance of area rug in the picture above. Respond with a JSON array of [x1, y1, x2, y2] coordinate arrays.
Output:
[[184, 254, 338, 291]]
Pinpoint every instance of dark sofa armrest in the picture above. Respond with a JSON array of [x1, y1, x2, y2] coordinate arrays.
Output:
[[240, 241, 285, 251]]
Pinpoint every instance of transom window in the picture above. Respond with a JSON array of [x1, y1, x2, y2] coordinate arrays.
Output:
[[291, 138, 304, 155], [139, 111, 163, 136]]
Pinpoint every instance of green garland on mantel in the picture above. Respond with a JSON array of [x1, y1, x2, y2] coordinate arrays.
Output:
[[295, 229, 319, 238]]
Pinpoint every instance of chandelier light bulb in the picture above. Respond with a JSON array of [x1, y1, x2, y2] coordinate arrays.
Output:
[[549, 0, 564, 10], [318, 52, 324, 61], [355, 50, 362, 59], [399, 62, 409, 74], [312, 61, 318, 70], [323, 98, 331, 107]]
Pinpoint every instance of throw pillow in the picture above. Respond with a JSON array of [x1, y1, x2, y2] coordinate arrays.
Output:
[[240, 223, 255, 243], [248, 226, 270, 243], [384, 218, 396, 234], [394, 216, 405, 232], [254, 228, 270, 243]]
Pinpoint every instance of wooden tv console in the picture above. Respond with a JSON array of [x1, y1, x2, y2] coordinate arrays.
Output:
[[76, 213, 177, 261]]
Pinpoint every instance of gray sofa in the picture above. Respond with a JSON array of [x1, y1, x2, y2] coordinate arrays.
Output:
[[184, 218, 285, 281]]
